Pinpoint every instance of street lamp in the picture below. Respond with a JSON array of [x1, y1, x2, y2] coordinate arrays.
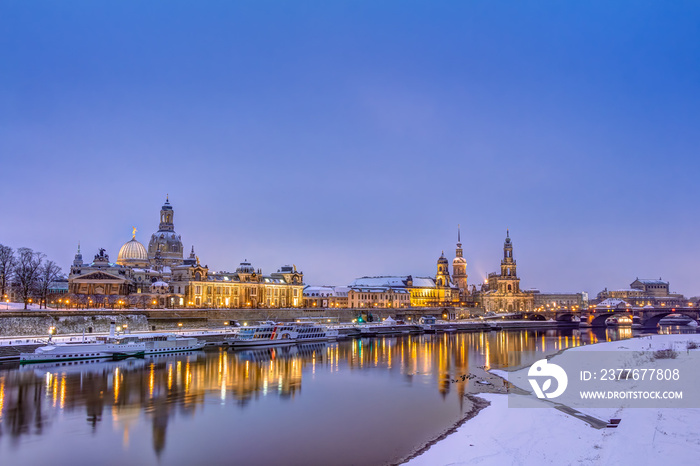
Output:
[[178, 322, 183, 333]]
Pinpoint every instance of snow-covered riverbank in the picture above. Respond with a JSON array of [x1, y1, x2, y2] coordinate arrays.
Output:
[[406, 333, 700, 465]]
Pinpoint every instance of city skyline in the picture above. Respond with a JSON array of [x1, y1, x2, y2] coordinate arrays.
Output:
[[0, 195, 694, 298], [2, 2, 699, 296]]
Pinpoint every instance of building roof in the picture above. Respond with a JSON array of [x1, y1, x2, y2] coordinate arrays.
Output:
[[117, 238, 149, 264], [633, 278, 668, 285], [597, 298, 631, 308]]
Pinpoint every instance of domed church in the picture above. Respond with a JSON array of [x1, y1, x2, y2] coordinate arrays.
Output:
[[68, 197, 306, 309], [147, 196, 184, 267]]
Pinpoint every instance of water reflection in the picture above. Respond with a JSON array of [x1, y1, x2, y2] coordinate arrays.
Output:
[[0, 329, 633, 464]]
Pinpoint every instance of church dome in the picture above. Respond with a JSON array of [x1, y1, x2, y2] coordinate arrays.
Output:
[[117, 231, 149, 266]]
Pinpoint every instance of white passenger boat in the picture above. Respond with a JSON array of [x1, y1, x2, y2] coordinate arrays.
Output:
[[659, 314, 698, 327], [605, 316, 633, 327], [290, 322, 339, 342], [122, 333, 206, 354], [20, 322, 205, 364], [20, 339, 146, 363], [227, 322, 298, 348]]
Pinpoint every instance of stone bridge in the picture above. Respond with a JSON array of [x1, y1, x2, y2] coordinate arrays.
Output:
[[582, 307, 700, 328], [515, 309, 582, 322]]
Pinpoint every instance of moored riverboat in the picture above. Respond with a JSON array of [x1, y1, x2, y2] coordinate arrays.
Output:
[[659, 313, 698, 327], [605, 316, 633, 327], [227, 322, 298, 348]]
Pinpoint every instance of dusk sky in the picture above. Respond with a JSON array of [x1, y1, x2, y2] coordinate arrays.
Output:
[[1, 1, 699, 296]]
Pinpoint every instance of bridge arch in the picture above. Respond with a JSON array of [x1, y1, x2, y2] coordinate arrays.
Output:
[[641, 312, 697, 329], [525, 313, 547, 321]]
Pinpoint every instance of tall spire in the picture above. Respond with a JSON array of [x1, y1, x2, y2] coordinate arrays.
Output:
[[457, 224, 462, 246]]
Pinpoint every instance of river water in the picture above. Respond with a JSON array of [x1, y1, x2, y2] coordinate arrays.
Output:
[[0, 328, 633, 465]]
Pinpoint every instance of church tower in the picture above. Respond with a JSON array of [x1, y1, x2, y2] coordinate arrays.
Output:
[[452, 226, 468, 300], [148, 196, 184, 267], [436, 251, 451, 288], [158, 196, 174, 232], [498, 230, 520, 293]]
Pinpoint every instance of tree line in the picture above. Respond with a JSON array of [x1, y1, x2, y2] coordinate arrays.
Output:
[[0, 243, 63, 310]]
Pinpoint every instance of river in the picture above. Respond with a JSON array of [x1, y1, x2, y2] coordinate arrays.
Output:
[[0, 328, 634, 465]]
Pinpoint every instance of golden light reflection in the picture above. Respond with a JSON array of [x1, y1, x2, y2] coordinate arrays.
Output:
[[0, 377, 4, 420], [149, 363, 155, 397], [52, 373, 58, 407], [114, 368, 120, 404], [60, 375, 66, 409]]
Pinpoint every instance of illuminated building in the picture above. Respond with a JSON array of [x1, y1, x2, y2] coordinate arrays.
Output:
[[479, 230, 534, 313], [595, 278, 686, 308], [68, 198, 304, 308], [452, 226, 469, 302], [303, 286, 349, 308], [348, 251, 460, 308]]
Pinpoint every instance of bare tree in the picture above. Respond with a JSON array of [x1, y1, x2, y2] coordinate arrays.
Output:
[[36, 260, 63, 309], [128, 294, 141, 309], [0, 244, 15, 301], [13, 248, 44, 309], [107, 295, 119, 309]]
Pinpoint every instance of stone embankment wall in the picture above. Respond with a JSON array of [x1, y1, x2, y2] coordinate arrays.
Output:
[[0, 307, 469, 336], [0, 313, 149, 337]]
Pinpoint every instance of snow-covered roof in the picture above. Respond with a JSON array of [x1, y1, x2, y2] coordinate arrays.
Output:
[[350, 276, 408, 287], [633, 279, 668, 285], [413, 277, 438, 288], [597, 298, 631, 308], [349, 275, 451, 290]]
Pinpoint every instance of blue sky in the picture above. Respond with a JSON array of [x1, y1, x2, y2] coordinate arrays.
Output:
[[1, 1, 699, 296]]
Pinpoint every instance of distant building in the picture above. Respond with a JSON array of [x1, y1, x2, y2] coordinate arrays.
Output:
[[479, 231, 534, 313], [530, 290, 587, 311], [303, 286, 349, 308], [595, 298, 632, 311], [595, 278, 686, 308]]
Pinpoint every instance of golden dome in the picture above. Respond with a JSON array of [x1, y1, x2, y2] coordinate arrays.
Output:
[[117, 230, 149, 266]]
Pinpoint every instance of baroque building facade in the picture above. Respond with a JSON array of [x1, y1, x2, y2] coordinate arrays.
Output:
[[68, 198, 304, 309], [479, 231, 534, 312]]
